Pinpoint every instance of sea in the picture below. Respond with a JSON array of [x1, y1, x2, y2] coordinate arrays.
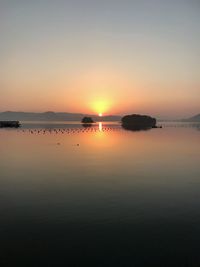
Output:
[[0, 121, 200, 266]]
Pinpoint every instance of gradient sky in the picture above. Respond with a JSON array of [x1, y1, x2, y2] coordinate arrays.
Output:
[[0, 0, 199, 118]]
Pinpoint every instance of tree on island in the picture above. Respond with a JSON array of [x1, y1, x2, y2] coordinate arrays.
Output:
[[81, 117, 94, 124], [121, 114, 157, 130]]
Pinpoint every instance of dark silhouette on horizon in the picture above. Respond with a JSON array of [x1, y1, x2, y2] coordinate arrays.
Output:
[[81, 117, 95, 124], [0, 121, 20, 128], [121, 114, 157, 131]]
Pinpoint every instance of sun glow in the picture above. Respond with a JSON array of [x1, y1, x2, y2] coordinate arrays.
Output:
[[91, 99, 111, 115]]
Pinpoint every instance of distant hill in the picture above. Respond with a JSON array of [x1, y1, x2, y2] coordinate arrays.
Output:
[[184, 114, 200, 122], [0, 111, 121, 122]]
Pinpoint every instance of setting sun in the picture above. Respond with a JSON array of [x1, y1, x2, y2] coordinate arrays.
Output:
[[90, 99, 111, 115]]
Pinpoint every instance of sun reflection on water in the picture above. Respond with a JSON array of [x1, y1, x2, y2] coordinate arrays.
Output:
[[99, 122, 102, 132]]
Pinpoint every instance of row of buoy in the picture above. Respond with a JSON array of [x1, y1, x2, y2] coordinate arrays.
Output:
[[163, 124, 200, 128], [18, 127, 121, 134]]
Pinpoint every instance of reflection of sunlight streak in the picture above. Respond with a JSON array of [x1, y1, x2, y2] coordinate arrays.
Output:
[[99, 122, 102, 132]]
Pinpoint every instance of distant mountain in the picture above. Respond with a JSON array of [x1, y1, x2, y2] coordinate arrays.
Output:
[[184, 114, 200, 122], [0, 111, 121, 122]]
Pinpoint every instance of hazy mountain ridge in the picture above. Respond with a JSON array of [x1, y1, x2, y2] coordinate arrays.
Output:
[[183, 113, 200, 122], [0, 111, 121, 122], [1, 111, 200, 122]]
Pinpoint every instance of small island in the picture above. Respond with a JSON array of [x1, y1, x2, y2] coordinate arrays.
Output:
[[81, 117, 94, 124], [121, 114, 158, 130], [0, 121, 20, 128], [81, 117, 95, 127]]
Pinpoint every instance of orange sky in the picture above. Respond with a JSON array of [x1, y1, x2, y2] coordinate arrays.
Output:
[[0, 1, 199, 119]]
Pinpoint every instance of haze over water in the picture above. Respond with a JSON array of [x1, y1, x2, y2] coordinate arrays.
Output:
[[1, 122, 200, 266]]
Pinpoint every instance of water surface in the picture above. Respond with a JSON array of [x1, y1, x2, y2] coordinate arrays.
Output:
[[0, 122, 200, 266]]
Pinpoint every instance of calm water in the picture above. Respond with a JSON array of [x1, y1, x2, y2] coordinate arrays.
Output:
[[0, 122, 200, 266]]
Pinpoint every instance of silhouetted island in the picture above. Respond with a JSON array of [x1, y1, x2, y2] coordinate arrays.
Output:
[[81, 117, 95, 124], [0, 121, 20, 128], [121, 114, 157, 131]]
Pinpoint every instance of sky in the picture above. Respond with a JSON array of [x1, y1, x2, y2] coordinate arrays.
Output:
[[0, 0, 199, 118]]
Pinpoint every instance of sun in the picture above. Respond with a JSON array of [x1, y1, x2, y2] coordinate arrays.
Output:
[[91, 100, 110, 116]]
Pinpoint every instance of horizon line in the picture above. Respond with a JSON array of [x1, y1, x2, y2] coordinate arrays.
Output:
[[0, 110, 199, 120]]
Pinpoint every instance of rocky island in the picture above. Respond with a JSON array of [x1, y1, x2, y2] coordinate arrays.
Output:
[[121, 114, 158, 130], [81, 117, 94, 124], [0, 121, 20, 128], [81, 117, 95, 127]]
